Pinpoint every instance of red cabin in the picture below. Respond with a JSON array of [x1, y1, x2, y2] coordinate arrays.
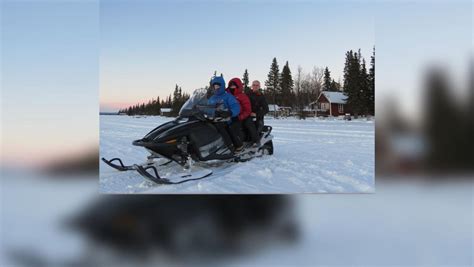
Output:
[[311, 91, 351, 116]]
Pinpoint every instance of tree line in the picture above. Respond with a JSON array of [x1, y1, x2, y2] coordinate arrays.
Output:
[[263, 47, 374, 116], [120, 47, 375, 117], [119, 84, 190, 116]]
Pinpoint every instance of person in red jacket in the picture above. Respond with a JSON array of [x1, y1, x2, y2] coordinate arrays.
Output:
[[227, 78, 259, 148]]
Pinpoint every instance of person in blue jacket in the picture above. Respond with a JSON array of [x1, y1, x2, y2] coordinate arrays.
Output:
[[208, 75, 244, 152]]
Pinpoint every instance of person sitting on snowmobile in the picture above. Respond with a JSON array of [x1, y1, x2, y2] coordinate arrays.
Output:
[[247, 80, 269, 133], [227, 78, 259, 147], [208, 75, 243, 152]]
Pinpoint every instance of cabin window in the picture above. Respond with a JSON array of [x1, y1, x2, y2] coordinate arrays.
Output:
[[338, 104, 344, 113], [320, 102, 330, 110]]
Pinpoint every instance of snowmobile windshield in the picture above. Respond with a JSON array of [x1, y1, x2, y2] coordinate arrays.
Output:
[[179, 88, 217, 119]]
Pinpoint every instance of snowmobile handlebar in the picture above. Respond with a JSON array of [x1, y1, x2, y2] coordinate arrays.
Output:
[[179, 104, 231, 123]]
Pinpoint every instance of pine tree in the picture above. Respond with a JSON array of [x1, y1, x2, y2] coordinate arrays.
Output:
[[424, 68, 463, 170], [172, 84, 179, 102], [146, 100, 152, 115], [344, 49, 372, 116], [359, 58, 369, 115], [368, 46, 375, 115], [280, 61, 294, 107], [156, 96, 161, 115], [323, 67, 332, 91], [344, 50, 359, 115], [265, 57, 280, 105], [467, 60, 474, 168], [177, 86, 185, 115], [171, 85, 179, 115], [330, 80, 341, 91], [242, 69, 250, 93]]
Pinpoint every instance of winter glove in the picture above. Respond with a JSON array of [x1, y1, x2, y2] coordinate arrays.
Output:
[[215, 110, 231, 118], [249, 112, 256, 121]]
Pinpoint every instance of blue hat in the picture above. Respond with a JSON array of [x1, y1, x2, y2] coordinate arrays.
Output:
[[210, 76, 226, 95]]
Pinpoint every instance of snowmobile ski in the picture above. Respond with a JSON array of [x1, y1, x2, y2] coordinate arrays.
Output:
[[135, 164, 213, 185], [101, 157, 171, 171], [101, 157, 213, 185]]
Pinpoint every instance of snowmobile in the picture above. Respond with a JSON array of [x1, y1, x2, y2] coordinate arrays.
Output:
[[102, 88, 274, 185]]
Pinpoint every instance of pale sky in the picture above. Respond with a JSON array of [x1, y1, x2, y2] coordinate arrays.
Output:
[[374, 1, 472, 120], [99, 0, 375, 112], [2, 0, 99, 166]]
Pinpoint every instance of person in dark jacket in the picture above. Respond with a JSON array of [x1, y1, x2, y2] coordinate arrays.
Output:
[[247, 80, 269, 133], [208, 75, 243, 152], [227, 78, 259, 147]]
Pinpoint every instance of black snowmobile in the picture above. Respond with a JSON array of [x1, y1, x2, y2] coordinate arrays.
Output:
[[102, 88, 274, 184]]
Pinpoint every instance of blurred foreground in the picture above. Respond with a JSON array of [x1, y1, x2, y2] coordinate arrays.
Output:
[[1, 171, 472, 266]]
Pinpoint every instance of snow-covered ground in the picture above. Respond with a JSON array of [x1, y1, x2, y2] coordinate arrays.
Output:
[[100, 115, 374, 193]]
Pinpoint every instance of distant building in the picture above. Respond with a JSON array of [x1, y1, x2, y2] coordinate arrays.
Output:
[[302, 106, 317, 117], [100, 112, 120, 116], [310, 91, 351, 116], [267, 104, 279, 112], [266, 104, 281, 117], [160, 108, 173, 116], [266, 104, 292, 117], [278, 106, 292, 117]]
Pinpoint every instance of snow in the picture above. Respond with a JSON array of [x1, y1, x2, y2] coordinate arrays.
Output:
[[321, 91, 348, 104], [1, 172, 96, 265], [2, 174, 472, 266], [100, 115, 374, 193], [235, 180, 474, 266]]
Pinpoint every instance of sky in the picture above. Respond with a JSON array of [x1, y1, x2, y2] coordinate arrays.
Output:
[[374, 1, 472, 119], [2, 1, 99, 166], [99, 0, 375, 112]]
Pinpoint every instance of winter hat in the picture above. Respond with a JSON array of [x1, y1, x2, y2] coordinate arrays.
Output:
[[210, 76, 226, 95], [228, 78, 243, 94]]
